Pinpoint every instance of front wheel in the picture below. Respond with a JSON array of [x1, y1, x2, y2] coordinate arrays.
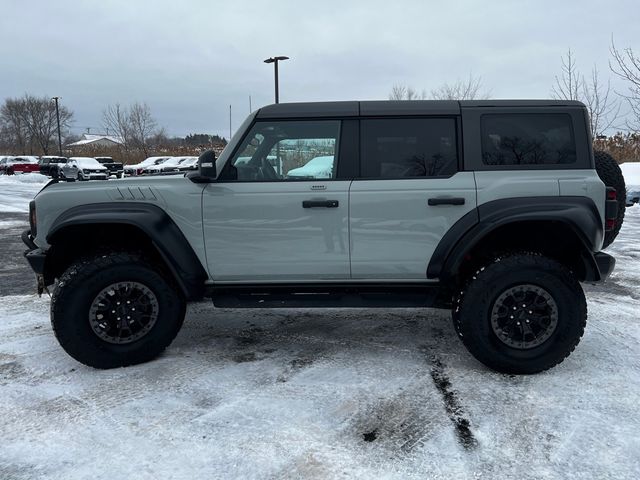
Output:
[[453, 253, 586, 374], [51, 253, 186, 368]]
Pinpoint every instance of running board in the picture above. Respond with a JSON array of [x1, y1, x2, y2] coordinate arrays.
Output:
[[209, 283, 450, 309]]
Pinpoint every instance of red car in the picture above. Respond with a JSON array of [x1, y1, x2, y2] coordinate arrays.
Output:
[[0, 156, 41, 174]]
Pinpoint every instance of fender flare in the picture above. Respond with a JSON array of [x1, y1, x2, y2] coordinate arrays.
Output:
[[47, 202, 208, 300], [427, 197, 605, 282]]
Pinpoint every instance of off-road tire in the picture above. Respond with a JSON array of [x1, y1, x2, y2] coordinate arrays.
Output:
[[453, 253, 586, 374], [51, 252, 186, 368], [594, 150, 625, 248]]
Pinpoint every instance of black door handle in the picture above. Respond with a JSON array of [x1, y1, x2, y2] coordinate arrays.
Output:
[[428, 197, 465, 206], [302, 200, 339, 208]]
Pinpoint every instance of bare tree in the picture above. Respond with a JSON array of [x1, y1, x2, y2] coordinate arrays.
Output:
[[23, 95, 73, 154], [102, 103, 132, 149], [102, 102, 160, 155], [582, 66, 620, 137], [552, 49, 581, 101], [389, 74, 488, 101], [552, 49, 620, 137], [0, 94, 73, 154], [430, 73, 490, 100], [388, 85, 426, 100], [610, 38, 640, 132], [0, 98, 29, 153], [129, 103, 158, 156], [389, 85, 407, 100]]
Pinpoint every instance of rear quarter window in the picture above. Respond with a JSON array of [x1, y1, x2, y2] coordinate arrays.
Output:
[[481, 114, 576, 166]]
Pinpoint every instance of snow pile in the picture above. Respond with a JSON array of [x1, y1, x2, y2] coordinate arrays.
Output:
[[621, 162, 640, 188], [0, 173, 48, 213], [0, 173, 49, 185]]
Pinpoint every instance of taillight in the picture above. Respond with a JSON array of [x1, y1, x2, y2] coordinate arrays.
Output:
[[606, 189, 617, 201], [605, 219, 616, 231], [29, 200, 37, 236]]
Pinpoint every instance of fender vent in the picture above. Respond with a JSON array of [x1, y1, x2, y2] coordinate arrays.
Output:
[[113, 187, 158, 201]]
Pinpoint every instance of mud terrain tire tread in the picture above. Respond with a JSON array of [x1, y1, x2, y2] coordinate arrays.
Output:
[[51, 252, 186, 369], [594, 150, 625, 248], [454, 252, 586, 374]]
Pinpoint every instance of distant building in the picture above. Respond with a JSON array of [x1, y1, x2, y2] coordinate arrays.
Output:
[[67, 134, 123, 149]]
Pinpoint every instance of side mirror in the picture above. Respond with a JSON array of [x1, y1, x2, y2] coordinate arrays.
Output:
[[188, 150, 217, 184], [198, 150, 216, 178]]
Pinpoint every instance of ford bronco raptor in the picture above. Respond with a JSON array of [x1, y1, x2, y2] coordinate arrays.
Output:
[[22, 100, 625, 374]]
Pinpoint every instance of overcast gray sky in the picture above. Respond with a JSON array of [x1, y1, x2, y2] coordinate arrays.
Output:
[[1, 0, 638, 138]]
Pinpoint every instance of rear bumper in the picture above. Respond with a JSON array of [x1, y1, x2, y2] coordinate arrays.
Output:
[[13, 167, 40, 173], [593, 252, 615, 282]]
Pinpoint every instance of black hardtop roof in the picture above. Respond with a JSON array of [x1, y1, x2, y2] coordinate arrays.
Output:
[[256, 99, 585, 118]]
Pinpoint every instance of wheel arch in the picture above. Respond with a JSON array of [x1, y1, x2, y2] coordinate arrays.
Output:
[[45, 202, 208, 301], [428, 197, 605, 284]]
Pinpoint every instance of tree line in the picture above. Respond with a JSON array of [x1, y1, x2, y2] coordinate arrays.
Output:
[[0, 94, 73, 155], [0, 97, 227, 156]]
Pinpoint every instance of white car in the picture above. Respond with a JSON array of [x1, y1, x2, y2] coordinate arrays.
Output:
[[286, 155, 334, 179], [124, 156, 171, 176], [144, 157, 194, 175], [61, 157, 109, 181], [176, 157, 199, 171]]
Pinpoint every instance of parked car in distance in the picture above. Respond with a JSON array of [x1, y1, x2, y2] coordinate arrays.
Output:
[[61, 157, 109, 181], [95, 157, 124, 178], [286, 155, 334, 179], [0, 156, 40, 174], [39, 156, 68, 178], [176, 157, 199, 171], [124, 156, 170, 176], [143, 156, 193, 175]]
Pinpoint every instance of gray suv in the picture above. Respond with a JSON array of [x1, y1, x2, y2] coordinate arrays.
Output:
[[22, 100, 625, 374]]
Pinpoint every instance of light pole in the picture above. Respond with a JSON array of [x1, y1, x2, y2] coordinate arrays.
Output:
[[263, 56, 289, 103], [51, 96, 62, 155]]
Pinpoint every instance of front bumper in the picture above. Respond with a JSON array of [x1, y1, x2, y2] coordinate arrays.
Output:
[[22, 229, 48, 295], [22, 229, 46, 275]]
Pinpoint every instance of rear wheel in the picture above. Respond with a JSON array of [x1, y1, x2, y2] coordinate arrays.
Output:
[[594, 150, 625, 248], [453, 253, 586, 374], [51, 252, 186, 368]]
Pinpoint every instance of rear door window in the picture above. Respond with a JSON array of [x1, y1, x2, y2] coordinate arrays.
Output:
[[360, 118, 458, 178], [481, 114, 576, 165]]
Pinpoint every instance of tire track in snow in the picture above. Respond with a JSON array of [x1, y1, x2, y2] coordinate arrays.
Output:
[[428, 355, 478, 450]]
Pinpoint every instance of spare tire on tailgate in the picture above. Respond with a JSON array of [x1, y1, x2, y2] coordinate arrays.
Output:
[[594, 150, 625, 248]]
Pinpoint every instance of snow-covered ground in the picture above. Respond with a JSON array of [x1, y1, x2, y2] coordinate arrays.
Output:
[[1, 175, 639, 479]]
